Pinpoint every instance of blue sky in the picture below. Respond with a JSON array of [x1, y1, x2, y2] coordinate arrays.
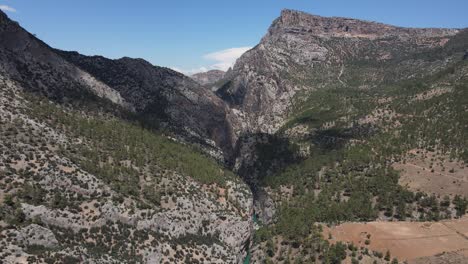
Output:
[[1, 0, 467, 74]]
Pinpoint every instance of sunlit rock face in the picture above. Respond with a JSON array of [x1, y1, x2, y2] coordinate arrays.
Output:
[[218, 9, 460, 135]]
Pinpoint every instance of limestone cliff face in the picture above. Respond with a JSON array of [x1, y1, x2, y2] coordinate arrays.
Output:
[[274, 9, 457, 39], [218, 9, 462, 134]]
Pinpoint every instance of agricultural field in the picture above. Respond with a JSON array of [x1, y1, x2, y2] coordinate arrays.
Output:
[[323, 216, 468, 263]]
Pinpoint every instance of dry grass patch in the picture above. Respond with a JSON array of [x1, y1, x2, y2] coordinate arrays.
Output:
[[394, 149, 468, 197], [323, 216, 468, 262]]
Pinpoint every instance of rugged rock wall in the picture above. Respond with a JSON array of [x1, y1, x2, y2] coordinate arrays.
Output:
[[219, 9, 461, 135]]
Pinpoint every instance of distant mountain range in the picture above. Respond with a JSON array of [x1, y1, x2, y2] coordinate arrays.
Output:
[[191, 69, 226, 87]]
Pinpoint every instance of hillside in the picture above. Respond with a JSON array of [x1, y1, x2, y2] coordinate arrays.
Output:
[[219, 9, 468, 263], [0, 10, 252, 263], [56, 51, 239, 161]]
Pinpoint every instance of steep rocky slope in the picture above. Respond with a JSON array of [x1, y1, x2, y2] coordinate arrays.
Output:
[[220, 9, 462, 134], [0, 7, 240, 162], [56, 52, 239, 161], [0, 77, 253, 263], [191, 70, 225, 87], [0, 10, 253, 263]]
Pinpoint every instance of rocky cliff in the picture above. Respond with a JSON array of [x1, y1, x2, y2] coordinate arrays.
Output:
[[219, 9, 462, 134]]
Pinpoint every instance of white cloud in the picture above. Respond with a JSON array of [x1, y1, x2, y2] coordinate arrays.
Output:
[[171, 46, 252, 75], [171, 66, 208, 75], [203, 47, 251, 72], [0, 5, 16, 13]]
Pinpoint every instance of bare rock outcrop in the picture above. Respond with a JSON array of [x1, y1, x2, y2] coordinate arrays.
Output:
[[19, 224, 59, 249]]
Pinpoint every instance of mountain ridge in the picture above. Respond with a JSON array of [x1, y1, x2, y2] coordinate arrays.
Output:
[[275, 9, 461, 37], [56, 49, 239, 160]]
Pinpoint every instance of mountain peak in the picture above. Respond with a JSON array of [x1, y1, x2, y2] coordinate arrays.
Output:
[[279, 8, 321, 20], [273, 9, 458, 39], [277, 8, 385, 31]]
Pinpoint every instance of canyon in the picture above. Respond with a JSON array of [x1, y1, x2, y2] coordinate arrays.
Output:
[[0, 8, 467, 264]]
